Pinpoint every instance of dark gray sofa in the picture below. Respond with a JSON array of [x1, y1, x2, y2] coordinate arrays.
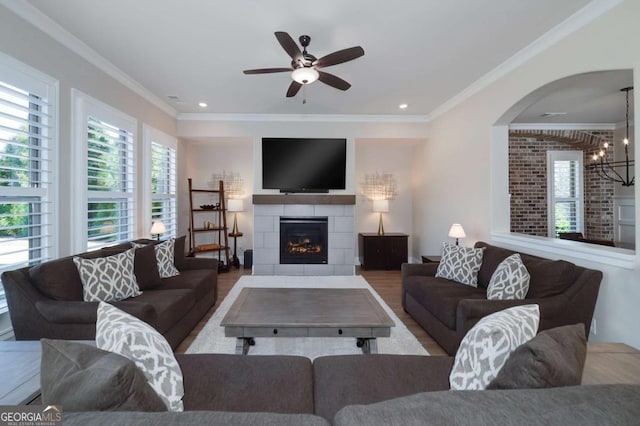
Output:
[[55, 351, 640, 425], [402, 241, 602, 355], [1, 236, 217, 350]]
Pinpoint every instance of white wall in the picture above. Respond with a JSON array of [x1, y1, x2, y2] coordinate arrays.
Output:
[[355, 139, 420, 261], [416, 0, 640, 348], [180, 138, 254, 261]]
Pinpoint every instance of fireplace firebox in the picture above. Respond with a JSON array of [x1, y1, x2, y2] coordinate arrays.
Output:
[[280, 216, 328, 264]]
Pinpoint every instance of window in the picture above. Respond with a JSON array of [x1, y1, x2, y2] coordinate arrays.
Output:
[[151, 139, 176, 238], [0, 55, 57, 313], [73, 91, 136, 251], [547, 151, 584, 238]]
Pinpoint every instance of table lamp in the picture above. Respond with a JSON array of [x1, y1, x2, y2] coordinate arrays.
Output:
[[150, 220, 166, 240], [373, 199, 389, 236], [448, 223, 466, 246]]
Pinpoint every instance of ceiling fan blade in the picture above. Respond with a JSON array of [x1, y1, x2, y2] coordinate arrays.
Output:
[[314, 46, 364, 68], [243, 68, 293, 74], [318, 71, 351, 91], [275, 31, 303, 61], [286, 81, 302, 97]]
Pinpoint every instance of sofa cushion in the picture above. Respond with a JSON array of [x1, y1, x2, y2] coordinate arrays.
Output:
[[333, 385, 640, 426], [173, 235, 187, 269], [40, 339, 166, 412], [435, 243, 484, 287], [133, 244, 163, 290], [486, 253, 530, 300], [175, 353, 315, 414], [73, 249, 142, 302], [96, 302, 184, 411], [64, 411, 331, 426], [160, 269, 214, 301], [132, 289, 195, 333], [313, 354, 453, 421], [450, 304, 540, 390], [29, 257, 84, 301], [403, 276, 485, 329], [487, 324, 587, 389], [475, 242, 576, 297]]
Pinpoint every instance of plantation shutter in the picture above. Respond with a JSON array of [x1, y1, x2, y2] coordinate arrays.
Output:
[[151, 141, 176, 238], [548, 151, 583, 238], [0, 78, 54, 312], [86, 116, 135, 249]]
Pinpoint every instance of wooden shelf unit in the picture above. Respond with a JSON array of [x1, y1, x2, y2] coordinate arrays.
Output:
[[187, 178, 231, 271]]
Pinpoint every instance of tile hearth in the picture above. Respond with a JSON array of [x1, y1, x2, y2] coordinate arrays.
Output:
[[253, 203, 355, 276]]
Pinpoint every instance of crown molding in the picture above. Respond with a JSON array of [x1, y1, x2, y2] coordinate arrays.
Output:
[[427, 0, 624, 121], [510, 123, 617, 130], [1, 0, 177, 118], [177, 113, 430, 123]]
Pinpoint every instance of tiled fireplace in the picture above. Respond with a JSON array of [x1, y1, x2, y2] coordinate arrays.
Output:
[[252, 195, 355, 275]]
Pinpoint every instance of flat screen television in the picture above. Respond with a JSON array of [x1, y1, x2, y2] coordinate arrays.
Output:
[[262, 137, 347, 193]]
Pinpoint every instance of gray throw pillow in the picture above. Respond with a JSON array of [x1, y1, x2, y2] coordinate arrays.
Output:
[[73, 248, 141, 302], [435, 243, 484, 287], [487, 324, 587, 389], [40, 339, 166, 412], [486, 253, 530, 300]]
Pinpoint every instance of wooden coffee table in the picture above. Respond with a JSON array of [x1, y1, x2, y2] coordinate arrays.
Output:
[[221, 287, 394, 355]]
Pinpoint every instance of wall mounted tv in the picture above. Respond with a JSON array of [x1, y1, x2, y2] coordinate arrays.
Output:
[[262, 137, 347, 193]]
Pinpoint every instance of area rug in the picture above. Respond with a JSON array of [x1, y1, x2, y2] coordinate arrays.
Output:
[[186, 275, 429, 359]]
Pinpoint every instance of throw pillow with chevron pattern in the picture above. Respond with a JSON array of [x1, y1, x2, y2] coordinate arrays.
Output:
[[449, 304, 540, 390], [96, 302, 184, 411], [435, 242, 484, 287], [486, 253, 530, 300], [73, 248, 141, 302]]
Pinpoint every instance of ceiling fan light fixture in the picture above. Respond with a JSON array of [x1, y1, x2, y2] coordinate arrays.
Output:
[[291, 67, 319, 84]]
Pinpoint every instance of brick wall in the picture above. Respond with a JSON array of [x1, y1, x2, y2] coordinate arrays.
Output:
[[509, 130, 614, 240]]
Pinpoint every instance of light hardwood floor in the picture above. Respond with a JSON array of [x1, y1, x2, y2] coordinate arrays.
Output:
[[176, 267, 640, 385]]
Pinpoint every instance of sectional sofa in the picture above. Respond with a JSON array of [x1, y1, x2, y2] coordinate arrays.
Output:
[[42, 338, 640, 425]]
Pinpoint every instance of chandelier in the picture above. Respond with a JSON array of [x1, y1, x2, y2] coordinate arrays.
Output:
[[588, 86, 634, 187]]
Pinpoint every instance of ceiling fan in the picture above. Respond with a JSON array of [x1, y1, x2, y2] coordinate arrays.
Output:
[[243, 31, 365, 98]]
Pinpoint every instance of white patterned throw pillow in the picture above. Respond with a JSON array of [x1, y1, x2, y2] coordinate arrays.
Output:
[[435, 243, 484, 287], [486, 253, 530, 300], [449, 304, 540, 390], [154, 238, 180, 278], [73, 248, 141, 302], [96, 302, 184, 411]]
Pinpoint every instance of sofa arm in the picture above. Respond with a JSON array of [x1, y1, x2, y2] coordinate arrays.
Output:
[[35, 300, 158, 327], [179, 257, 219, 271], [401, 263, 438, 280]]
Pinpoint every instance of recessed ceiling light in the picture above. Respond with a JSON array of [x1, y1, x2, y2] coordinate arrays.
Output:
[[399, 103, 408, 109], [198, 102, 208, 108]]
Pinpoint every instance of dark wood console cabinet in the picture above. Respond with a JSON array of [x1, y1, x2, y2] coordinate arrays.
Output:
[[358, 233, 409, 270]]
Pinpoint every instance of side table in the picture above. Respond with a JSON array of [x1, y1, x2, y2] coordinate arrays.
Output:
[[0, 341, 42, 405]]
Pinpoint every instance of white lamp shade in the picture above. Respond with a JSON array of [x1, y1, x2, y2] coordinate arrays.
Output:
[[372, 199, 389, 213], [448, 223, 466, 239], [227, 198, 243, 212], [291, 67, 319, 84], [150, 221, 167, 235]]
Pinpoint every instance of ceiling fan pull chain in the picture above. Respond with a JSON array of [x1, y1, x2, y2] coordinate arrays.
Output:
[[302, 85, 307, 104]]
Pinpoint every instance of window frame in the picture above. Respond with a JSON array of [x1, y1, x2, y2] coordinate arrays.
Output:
[[0, 52, 58, 315], [546, 150, 584, 238], [142, 124, 177, 239], [71, 90, 137, 252]]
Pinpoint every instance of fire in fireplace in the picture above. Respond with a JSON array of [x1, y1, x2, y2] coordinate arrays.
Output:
[[280, 216, 328, 264]]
